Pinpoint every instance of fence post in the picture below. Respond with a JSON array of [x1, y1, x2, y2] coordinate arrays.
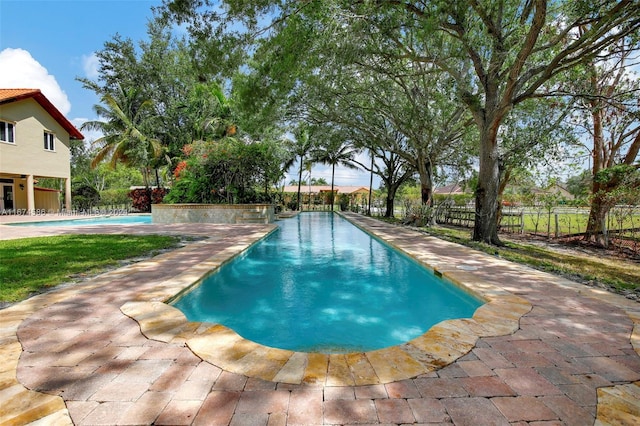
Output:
[[554, 213, 559, 238], [520, 211, 524, 234]]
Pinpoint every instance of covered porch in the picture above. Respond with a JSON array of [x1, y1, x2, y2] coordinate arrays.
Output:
[[0, 172, 71, 214]]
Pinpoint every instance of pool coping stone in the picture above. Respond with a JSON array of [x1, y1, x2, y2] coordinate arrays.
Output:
[[120, 212, 532, 386]]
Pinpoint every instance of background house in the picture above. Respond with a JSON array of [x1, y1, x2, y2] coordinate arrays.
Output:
[[0, 89, 83, 213], [434, 182, 575, 201], [528, 183, 574, 200], [282, 185, 370, 209], [433, 183, 466, 195]]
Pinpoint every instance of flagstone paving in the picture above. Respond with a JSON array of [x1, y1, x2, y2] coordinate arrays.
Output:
[[0, 213, 639, 425]]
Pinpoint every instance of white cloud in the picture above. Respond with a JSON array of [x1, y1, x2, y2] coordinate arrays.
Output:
[[82, 52, 100, 80], [0, 48, 71, 115]]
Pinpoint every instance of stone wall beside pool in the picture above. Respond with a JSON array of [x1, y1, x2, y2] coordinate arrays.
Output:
[[152, 203, 275, 224]]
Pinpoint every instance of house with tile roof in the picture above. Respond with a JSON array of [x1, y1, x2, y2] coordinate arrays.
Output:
[[281, 185, 370, 210], [0, 89, 83, 213], [282, 185, 371, 197], [433, 183, 467, 195]]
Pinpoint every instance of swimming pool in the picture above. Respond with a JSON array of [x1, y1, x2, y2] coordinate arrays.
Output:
[[7, 214, 152, 227], [172, 212, 483, 353]]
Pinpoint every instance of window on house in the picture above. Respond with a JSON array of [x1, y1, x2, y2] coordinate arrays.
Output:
[[0, 121, 15, 143], [44, 131, 55, 151]]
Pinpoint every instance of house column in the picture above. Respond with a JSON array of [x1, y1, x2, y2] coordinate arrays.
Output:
[[65, 177, 71, 211], [26, 174, 35, 213]]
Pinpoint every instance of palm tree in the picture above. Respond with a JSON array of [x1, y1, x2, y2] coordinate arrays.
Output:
[[311, 135, 361, 211], [282, 126, 313, 210], [186, 82, 236, 142], [81, 85, 163, 187]]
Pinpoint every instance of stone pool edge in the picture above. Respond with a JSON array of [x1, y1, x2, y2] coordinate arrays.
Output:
[[121, 213, 533, 386]]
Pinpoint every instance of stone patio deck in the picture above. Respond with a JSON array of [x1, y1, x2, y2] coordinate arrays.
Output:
[[0, 212, 639, 425]]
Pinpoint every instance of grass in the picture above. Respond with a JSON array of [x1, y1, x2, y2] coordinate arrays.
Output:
[[521, 212, 590, 235], [439, 205, 640, 237], [493, 210, 638, 236], [3, 219, 638, 305], [0, 234, 181, 303], [417, 224, 640, 295]]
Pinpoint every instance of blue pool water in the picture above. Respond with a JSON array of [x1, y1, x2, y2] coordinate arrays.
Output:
[[8, 214, 152, 227], [172, 212, 482, 353]]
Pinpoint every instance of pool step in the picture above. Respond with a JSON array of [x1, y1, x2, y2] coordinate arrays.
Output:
[[236, 210, 269, 224]]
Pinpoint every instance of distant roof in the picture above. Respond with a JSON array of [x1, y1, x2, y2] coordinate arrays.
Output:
[[0, 88, 84, 140], [433, 183, 466, 195], [282, 185, 370, 194], [528, 184, 574, 199]]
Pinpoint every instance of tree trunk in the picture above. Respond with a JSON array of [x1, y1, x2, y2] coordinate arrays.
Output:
[[384, 180, 402, 218], [296, 155, 303, 211], [385, 194, 395, 218], [330, 163, 335, 211], [142, 167, 150, 189], [473, 128, 502, 245], [367, 152, 374, 215], [584, 94, 608, 246], [417, 156, 433, 206], [585, 191, 609, 247]]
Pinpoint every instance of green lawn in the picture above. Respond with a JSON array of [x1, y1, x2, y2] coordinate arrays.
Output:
[[418, 224, 640, 294], [3, 223, 637, 306], [0, 234, 181, 303], [504, 209, 640, 236], [520, 212, 590, 235]]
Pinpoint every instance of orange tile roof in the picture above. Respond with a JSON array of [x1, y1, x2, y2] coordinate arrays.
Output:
[[0, 88, 41, 101], [282, 185, 370, 194], [0, 88, 84, 140]]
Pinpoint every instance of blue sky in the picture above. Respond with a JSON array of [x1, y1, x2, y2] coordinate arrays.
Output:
[[0, 0, 379, 187], [0, 0, 162, 130]]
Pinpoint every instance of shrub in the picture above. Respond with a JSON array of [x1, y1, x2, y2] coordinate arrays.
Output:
[[128, 188, 168, 212], [164, 138, 284, 204], [403, 203, 435, 227], [152, 188, 168, 204], [72, 184, 100, 210], [338, 194, 349, 211], [99, 189, 130, 207], [128, 189, 150, 212], [433, 193, 474, 206]]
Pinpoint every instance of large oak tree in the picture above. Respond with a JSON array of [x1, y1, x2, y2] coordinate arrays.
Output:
[[162, 0, 639, 244], [358, 0, 640, 244]]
